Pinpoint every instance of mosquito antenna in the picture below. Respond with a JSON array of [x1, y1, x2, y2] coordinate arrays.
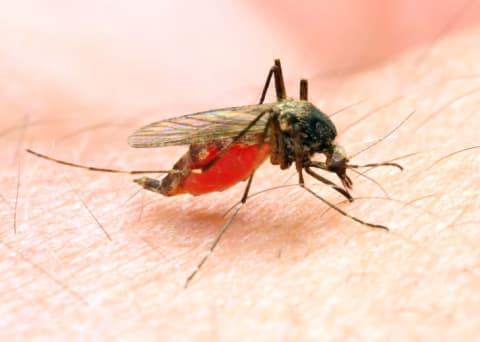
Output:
[[26, 149, 170, 174], [352, 152, 424, 176], [348, 162, 403, 171], [350, 109, 416, 159]]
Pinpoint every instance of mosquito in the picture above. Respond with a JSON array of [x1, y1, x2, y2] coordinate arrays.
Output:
[[27, 59, 402, 287]]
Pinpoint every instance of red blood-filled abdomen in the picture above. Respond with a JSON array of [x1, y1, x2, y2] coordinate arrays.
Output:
[[159, 141, 271, 196]]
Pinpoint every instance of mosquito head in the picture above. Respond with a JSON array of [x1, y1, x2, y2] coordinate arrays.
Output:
[[326, 144, 353, 189], [324, 143, 404, 193]]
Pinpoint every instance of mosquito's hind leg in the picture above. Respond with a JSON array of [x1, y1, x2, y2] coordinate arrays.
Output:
[[191, 59, 287, 175], [26, 149, 172, 175], [184, 172, 255, 288], [259, 59, 287, 103]]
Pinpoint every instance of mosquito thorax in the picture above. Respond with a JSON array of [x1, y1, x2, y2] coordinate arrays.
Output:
[[272, 99, 338, 157]]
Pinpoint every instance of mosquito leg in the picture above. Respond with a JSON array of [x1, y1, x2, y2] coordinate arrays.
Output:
[[184, 202, 243, 288], [261, 59, 289, 104], [299, 79, 308, 100], [292, 124, 305, 184], [259, 66, 276, 104], [26, 149, 172, 174], [308, 160, 391, 200], [292, 124, 387, 229], [301, 185, 389, 231], [195, 65, 277, 174], [305, 167, 353, 201], [184, 173, 255, 287], [241, 172, 255, 203], [193, 110, 271, 174], [184, 61, 285, 286], [308, 160, 354, 189], [195, 59, 286, 174], [268, 113, 290, 169], [273, 59, 287, 100]]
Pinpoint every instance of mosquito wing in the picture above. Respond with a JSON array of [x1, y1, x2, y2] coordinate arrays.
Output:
[[128, 103, 274, 148]]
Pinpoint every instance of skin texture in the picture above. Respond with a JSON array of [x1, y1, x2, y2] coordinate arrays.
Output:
[[1, 1, 480, 340]]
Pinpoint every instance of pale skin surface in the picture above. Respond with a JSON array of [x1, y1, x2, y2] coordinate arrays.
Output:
[[1, 1, 480, 340]]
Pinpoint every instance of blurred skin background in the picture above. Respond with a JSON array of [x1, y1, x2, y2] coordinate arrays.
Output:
[[2, 0, 479, 119], [258, 0, 480, 71]]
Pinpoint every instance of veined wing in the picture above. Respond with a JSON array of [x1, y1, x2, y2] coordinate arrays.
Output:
[[128, 103, 274, 148]]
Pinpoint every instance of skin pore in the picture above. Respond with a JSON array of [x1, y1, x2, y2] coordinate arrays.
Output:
[[1, 2, 480, 340]]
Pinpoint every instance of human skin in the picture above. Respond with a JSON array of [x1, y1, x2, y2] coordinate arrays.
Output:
[[1, 1, 480, 340]]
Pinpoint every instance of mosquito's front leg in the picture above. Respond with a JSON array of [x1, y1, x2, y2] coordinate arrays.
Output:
[[305, 167, 353, 201], [191, 60, 288, 175]]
